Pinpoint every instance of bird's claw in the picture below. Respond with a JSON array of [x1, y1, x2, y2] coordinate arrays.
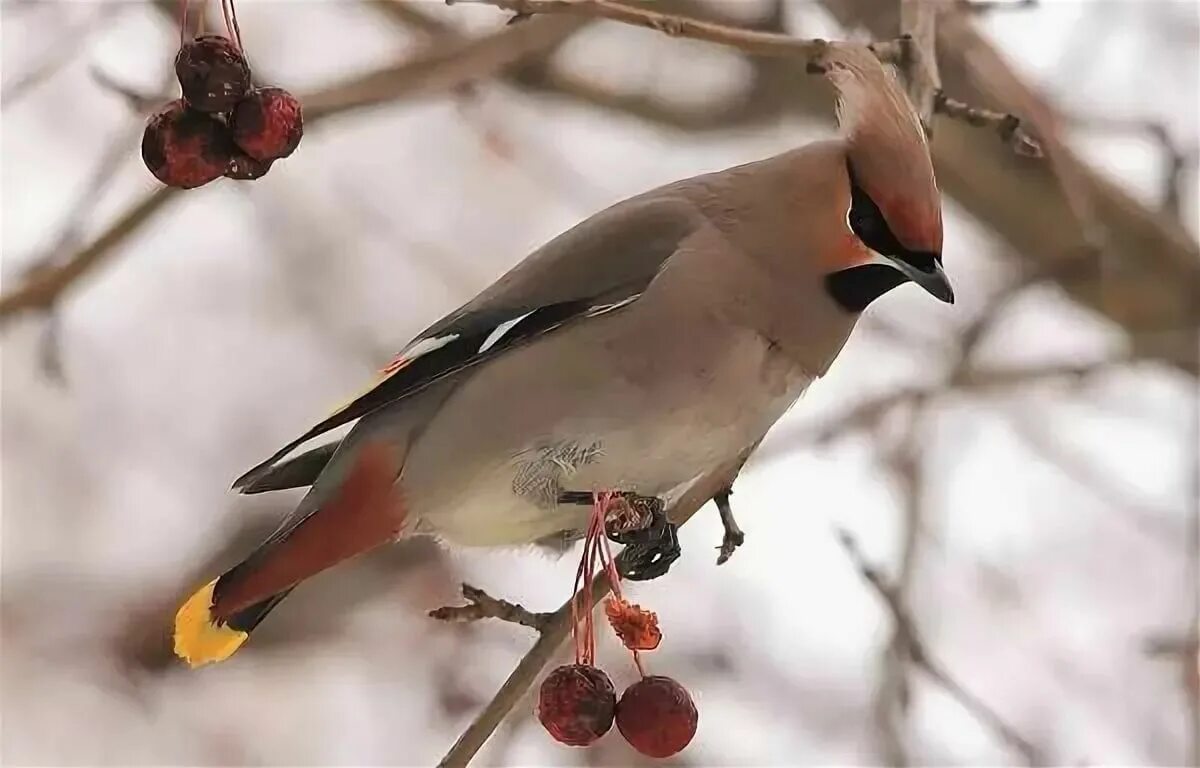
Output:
[[557, 489, 679, 580], [618, 521, 680, 581]]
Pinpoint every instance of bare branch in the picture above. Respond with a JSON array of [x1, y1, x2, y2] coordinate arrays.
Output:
[[837, 530, 1043, 765], [936, 90, 1042, 156], [451, 0, 835, 61], [430, 583, 555, 632]]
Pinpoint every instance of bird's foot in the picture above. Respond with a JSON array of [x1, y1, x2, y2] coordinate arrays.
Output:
[[618, 520, 680, 581], [557, 490, 679, 581], [714, 486, 745, 565]]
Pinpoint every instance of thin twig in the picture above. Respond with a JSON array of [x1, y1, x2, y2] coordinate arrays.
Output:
[[935, 90, 1042, 156], [450, 0, 836, 61], [430, 583, 555, 632], [435, 453, 752, 768], [837, 530, 1043, 765]]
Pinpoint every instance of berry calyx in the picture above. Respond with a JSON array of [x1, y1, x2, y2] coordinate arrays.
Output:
[[175, 35, 251, 113], [230, 87, 303, 161], [616, 675, 698, 758], [141, 100, 233, 189], [536, 664, 616, 747], [605, 597, 661, 651]]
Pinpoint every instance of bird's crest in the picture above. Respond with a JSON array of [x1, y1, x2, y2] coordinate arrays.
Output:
[[816, 43, 942, 254]]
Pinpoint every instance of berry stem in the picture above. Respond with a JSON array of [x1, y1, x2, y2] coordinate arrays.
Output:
[[219, 0, 244, 52], [178, 0, 189, 47]]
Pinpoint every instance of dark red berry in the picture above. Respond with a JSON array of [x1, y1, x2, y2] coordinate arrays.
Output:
[[175, 35, 250, 113], [616, 675, 698, 758], [231, 87, 303, 162], [141, 100, 233, 189], [224, 152, 273, 180], [536, 664, 616, 747]]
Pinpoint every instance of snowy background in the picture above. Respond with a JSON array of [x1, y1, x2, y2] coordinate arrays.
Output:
[[2, 0, 1198, 765]]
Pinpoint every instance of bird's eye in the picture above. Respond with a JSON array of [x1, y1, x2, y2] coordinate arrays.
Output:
[[845, 161, 905, 257]]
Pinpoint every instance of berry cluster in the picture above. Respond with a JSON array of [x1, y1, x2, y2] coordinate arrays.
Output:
[[142, 32, 302, 189], [535, 493, 697, 759]]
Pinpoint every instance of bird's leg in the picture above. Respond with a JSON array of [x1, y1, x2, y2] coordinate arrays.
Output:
[[556, 490, 681, 581], [714, 486, 744, 565]]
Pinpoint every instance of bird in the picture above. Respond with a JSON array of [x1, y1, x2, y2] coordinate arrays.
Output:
[[173, 42, 952, 668]]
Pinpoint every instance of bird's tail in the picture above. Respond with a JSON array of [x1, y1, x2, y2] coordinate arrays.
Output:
[[174, 580, 292, 668], [174, 441, 406, 668]]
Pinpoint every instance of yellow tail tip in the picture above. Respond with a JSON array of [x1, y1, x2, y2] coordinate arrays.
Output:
[[173, 579, 248, 668]]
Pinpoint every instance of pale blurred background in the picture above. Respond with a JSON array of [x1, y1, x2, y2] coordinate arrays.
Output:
[[2, 0, 1198, 765]]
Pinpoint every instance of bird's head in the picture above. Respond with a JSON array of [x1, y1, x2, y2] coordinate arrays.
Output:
[[815, 44, 953, 312]]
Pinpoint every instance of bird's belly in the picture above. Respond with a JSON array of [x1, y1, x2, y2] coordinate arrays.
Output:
[[406, 404, 779, 547], [400, 314, 811, 547]]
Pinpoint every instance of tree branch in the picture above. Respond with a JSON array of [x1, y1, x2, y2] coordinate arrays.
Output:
[[899, 0, 945, 130], [450, 0, 841, 61], [431, 583, 555, 632], [837, 530, 1043, 765]]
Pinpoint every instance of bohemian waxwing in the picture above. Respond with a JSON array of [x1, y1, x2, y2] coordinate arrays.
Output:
[[174, 43, 951, 667]]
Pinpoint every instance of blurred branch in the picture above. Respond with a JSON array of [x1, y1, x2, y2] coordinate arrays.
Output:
[[838, 530, 1043, 765], [383, 0, 801, 133], [1002, 404, 1182, 546], [0, 4, 124, 106], [958, 0, 1039, 12], [0, 187, 176, 320], [0, 15, 587, 327], [1069, 113, 1195, 222], [871, 425, 923, 766], [435, 452, 751, 768], [431, 583, 554, 632], [898, 0, 944, 130], [303, 14, 585, 120]]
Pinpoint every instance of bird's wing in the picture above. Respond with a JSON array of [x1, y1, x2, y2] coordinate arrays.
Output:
[[232, 195, 704, 491]]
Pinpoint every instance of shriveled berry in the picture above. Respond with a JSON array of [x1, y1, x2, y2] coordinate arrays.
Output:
[[141, 100, 233, 189], [616, 675, 698, 758], [605, 597, 661, 651], [175, 35, 250, 113], [231, 87, 303, 161], [536, 664, 616, 747], [225, 152, 273, 180]]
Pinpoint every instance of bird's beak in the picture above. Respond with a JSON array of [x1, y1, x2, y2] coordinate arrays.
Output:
[[887, 253, 954, 304]]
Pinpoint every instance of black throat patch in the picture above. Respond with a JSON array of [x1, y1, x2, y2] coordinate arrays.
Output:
[[825, 264, 907, 313]]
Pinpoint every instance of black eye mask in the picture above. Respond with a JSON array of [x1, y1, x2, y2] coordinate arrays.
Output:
[[845, 160, 909, 259]]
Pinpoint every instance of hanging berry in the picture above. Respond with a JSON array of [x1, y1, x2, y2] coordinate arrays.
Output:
[[175, 35, 250, 113], [616, 675, 699, 759], [142, 100, 233, 189], [535, 664, 616, 747], [142, 0, 303, 189], [230, 87, 303, 162], [534, 492, 698, 759]]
